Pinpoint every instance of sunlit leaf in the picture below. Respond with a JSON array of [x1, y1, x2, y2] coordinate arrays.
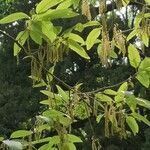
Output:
[[67, 134, 82, 143], [56, 85, 69, 102], [67, 33, 85, 45], [57, 0, 73, 9], [136, 98, 150, 109], [36, 0, 63, 13], [126, 116, 139, 135], [68, 39, 90, 59], [10, 130, 32, 138], [136, 71, 149, 88], [104, 89, 117, 95], [132, 112, 150, 126], [86, 28, 101, 50], [37, 9, 78, 21], [14, 30, 29, 56], [128, 44, 141, 68], [0, 12, 29, 24], [30, 30, 42, 45], [127, 29, 137, 41], [96, 93, 113, 103]]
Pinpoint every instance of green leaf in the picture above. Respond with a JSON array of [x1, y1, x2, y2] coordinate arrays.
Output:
[[67, 33, 85, 45], [83, 21, 100, 28], [3, 140, 23, 150], [96, 93, 113, 103], [37, 9, 78, 21], [57, 0, 73, 9], [10, 130, 32, 138], [14, 30, 29, 56], [86, 28, 101, 50], [144, 13, 150, 18], [126, 95, 137, 112], [136, 71, 149, 88], [132, 112, 150, 126], [104, 89, 117, 95], [127, 29, 137, 41], [0, 137, 4, 141], [40, 100, 50, 106], [30, 137, 52, 146], [62, 142, 76, 150], [122, 0, 130, 6], [128, 44, 141, 68], [36, 0, 63, 13], [67, 134, 82, 143], [0, 12, 29, 24], [142, 32, 149, 47], [138, 57, 150, 72], [118, 82, 128, 93], [134, 13, 143, 29], [136, 98, 150, 109], [115, 93, 124, 103], [41, 21, 56, 42], [56, 85, 69, 102], [126, 116, 139, 135], [73, 23, 84, 32], [30, 30, 42, 45], [68, 39, 90, 59], [96, 114, 104, 123]]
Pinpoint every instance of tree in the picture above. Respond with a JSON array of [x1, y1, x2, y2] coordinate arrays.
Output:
[[0, 0, 150, 149]]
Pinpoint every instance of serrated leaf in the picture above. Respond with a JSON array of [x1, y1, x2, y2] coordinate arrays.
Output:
[[126, 116, 139, 135], [67, 33, 85, 45], [10, 130, 32, 138], [68, 39, 90, 59], [127, 29, 137, 41], [86, 28, 101, 50], [104, 89, 117, 95], [128, 44, 141, 68], [132, 112, 150, 126], [36, 0, 63, 13], [136, 71, 150, 88], [3, 140, 23, 150], [0, 12, 29, 24], [14, 30, 29, 56]]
